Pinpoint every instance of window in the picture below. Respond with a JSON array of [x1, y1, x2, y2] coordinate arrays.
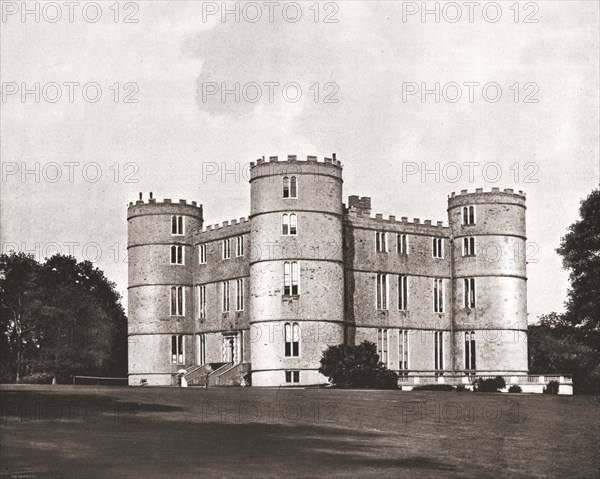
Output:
[[284, 322, 300, 357], [464, 278, 476, 309], [285, 371, 300, 383], [397, 234, 408, 254], [462, 237, 475, 256], [282, 176, 298, 198], [284, 261, 299, 295], [376, 273, 388, 310], [199, 244, 207, 264], [171, 215, 184, 235], [222, 281, 230, 312], [462, 206, 476, 225], [198, 285, 206, 319], [432, 237, 444, 258], [282, 213, 297, 235], [170, 245, 184, 265], [377, 329, 388, 366], [236, 279, 244, 311], [398, 275, 408, 310], [399, 330, 409, 370], [465, 332, 476, 369], [236, 236, 244, 257], [222, 239, 231, 260], [434, 331, 444, 370], [170, 286, 184, 316], [433, 278, 444, 313], [196, 334, 206, 366], [376, 232, 387, 253], [171, 335, 184, 364]]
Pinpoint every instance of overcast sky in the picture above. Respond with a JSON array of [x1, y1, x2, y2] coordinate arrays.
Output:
[[1, 1, 598, 321]]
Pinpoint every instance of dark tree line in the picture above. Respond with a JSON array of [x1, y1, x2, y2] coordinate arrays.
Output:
[[0, 252, 127, 383], [528, 188, 600, 394]]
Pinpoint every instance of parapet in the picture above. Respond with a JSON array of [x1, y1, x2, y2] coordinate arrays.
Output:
[[127, 192, 203, 219], [194, 217, 252, 242], [447, 187, 526, 209], [249, 154, 343, 181]]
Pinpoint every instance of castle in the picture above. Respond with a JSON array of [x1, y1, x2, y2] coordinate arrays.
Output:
[[127, 154, 532, 388]]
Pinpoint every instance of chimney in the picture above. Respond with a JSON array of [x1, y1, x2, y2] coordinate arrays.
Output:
[[139, 192, 142, 200], [149, 192, 153, 199]]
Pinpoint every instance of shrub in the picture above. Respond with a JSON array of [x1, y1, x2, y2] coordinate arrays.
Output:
[[20, 372, 54, 384], [474, 376, 506, 393], [455, 384, 470, 392], [319, 341, 399, 389], [543, 380, 560, 394], [508, 385, 522, 393], [412, 384, 455, 392]]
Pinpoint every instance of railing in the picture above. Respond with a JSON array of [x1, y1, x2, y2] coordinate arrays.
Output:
[[397, 373, 572, 386]]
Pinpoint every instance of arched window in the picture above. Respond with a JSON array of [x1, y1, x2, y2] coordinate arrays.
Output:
[[462, 206, 476, 225], [282, 214, 289, 235], [289, 213, 297, 235], [464, 278, 476, 308], [170, 245, 183, 264], [171, 215, 184, 235], [171, 286, 184, 316], [465, 332, 476, 369], [289, 176, 297, 198], [285, 322, 300, 357], [284, 261, 299, 295], [171, 335, 184, 364], [282, 177, 290, 198]]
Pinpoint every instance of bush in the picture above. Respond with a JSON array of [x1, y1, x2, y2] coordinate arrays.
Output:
[[543, 380, 560, 394], [455, 384, 470, 392], [19, 372, 54, 384], [508, 385, 522, 393], [412, 384, 455, 392], [319, 341, 399, 389], [474, 376, 506, 393]]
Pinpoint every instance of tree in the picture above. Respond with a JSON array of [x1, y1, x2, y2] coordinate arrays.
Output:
[[0, 252, 127, 383], [319, 341, 399, 389], [556, 188, 600, 349]]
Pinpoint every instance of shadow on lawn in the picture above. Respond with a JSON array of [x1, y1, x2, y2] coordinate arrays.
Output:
[[1, 388, 458, 478]]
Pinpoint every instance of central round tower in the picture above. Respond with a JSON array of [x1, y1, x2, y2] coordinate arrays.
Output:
[[249, 155, 345, 386]]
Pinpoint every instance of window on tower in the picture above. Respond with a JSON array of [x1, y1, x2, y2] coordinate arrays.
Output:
[[170, 245, 184, 265], [462, 206, 476, 225], [283, 261, 299, 295], [172, 215, 184, 235]]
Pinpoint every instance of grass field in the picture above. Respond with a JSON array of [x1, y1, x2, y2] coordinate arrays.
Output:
[[1, 385, 598, 479]]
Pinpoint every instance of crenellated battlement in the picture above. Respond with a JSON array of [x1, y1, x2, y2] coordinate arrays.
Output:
[[449, 187, 526, 199], [249, 153, 343, 169], [198, 217, 251, 233], [127, 192, 202, 210]]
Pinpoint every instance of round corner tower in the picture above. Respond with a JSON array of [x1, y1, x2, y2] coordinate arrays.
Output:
[[447, 187, 528, 375], [248, 155, 345, 387], [127, 195, 203, 386]]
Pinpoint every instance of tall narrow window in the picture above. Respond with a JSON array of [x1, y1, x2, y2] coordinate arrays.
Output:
[[222, 281, 230, 312], [289, 213, 297, 235], [172, 216, 184, 235], [432, 237, 444, 258], [464, 278, 476, 308], [236, 279, 244, 311], [433, 279, 444, 313], [198, 285, 206, 319], [283, 176, 290, 198], [171, 286, 184, 316], [463, 237, 475, 256], [376, 273, 388, 310], [171, 335, 184, 364], [236, 236, 244, 257], [170, 245, 184, 264], [222, 239, 231, 260], [199, 244, 207, 264], [462, 206, 476, 225], [282, 214, 289, 235], [399, 330, 409, 370], [434, 331, 444, 370], [398, 275, 408, 310], [465, 332, 476, 369], [377, 329, 388, 366], [289, 176, 297, 198], [376, 232, 387, 252], [285, 371, 300, 383], [284, 322, 300, 357], [283, 262, 299, 295], [397, 234, 408, 254], [196, 334, 206, 366]]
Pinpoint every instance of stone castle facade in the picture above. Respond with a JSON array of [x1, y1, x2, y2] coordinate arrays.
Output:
[[127, 155, 529, 387]]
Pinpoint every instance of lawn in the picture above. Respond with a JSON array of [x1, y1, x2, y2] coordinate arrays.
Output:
[[1, 385, 598, 479]]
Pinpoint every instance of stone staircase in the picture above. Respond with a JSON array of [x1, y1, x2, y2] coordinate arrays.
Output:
[[184, 362, 251, 387]]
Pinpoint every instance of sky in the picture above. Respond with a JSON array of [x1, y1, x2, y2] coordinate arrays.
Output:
[[1, 1, 599, 322]]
